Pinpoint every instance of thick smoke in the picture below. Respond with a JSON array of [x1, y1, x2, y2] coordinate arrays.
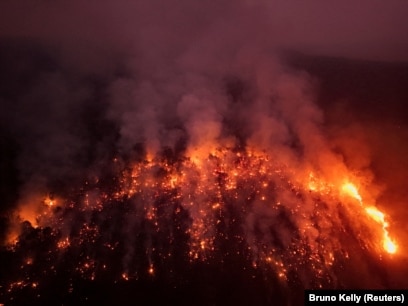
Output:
[[0, 0, 407, 302], [0, 0, 406, 186]]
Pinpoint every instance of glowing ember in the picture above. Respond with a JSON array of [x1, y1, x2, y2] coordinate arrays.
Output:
[[57, 237, 71, 249], [25, 258, 33, 265], [45, 198, 55, 207], [148, 264, 155, 275], [2, 147, 400, 301]]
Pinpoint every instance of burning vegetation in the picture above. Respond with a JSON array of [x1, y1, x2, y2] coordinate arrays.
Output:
[[0, 141, 400, 304]]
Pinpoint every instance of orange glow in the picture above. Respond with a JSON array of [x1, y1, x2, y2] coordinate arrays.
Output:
[[342, 183, 362, 202], [4, 143, 400, 289], [5, 229, 19, 247], [366, 206, 397, 254], [383, 235, 397, 254], [57, 237, 71, 249], [365, 207, 385, 224], [342, 182, 397, 254], [148, 264, 154, 275], [44, 197, 55, 207]]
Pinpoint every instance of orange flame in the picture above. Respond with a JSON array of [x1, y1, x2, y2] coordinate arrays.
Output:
[[365, 206, 397, 254], [383, 236, 397, 254], [342, 183, 397, 254], [342, 183, 362, 203]]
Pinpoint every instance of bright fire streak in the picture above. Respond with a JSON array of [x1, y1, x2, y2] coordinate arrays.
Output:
[[342, 183, 362, 202], [342, 182, 397, 254], [383, 236, 397, 254], [365, 207, 386, 224], [365, 206, 397, 254]]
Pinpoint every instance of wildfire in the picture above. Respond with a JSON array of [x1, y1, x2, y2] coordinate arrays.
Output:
[[342, 183, 362, 203], [3, 146, 400, 298], [342, 182, 397, 254], [365, 206, 397, 254]]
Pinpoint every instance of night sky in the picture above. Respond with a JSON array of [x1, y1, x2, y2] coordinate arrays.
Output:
[[1, 1, 408, 305]]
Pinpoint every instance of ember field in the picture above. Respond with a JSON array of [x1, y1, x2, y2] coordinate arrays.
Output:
[[0, 145, 405, 305]]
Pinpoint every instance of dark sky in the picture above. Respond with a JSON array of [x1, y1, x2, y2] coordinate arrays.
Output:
[[0, 0, 407, 62]]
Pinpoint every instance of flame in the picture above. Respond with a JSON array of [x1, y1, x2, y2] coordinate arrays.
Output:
[[383, 235, 397, 254], [44, 197, 55, 207], [365, 206, 386, 224], [342, 183, 397, 254], [365, 206, 397, 254], [3, 146, 401, 295], [342, 183, 362, 202]]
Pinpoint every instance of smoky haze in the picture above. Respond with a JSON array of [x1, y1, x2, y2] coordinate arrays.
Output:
[[0, 0, 406, 184], [1, 0, 408, 61], [0, 0, 408, 303]]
